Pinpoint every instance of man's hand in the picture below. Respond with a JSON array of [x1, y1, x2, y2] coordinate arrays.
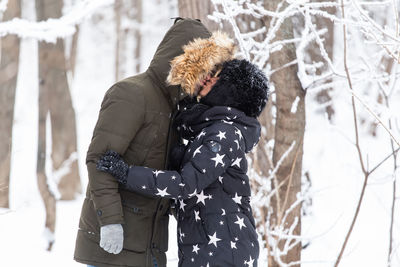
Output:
[[96, 150, 129, 183], [100, 224, 124, 254]]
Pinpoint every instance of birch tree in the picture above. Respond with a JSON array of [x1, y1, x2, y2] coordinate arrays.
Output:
[[0, 0, 21, 208], [36, 0, 81, 203]]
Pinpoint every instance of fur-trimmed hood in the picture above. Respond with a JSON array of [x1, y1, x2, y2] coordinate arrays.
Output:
[[167, 31, 236, 95]]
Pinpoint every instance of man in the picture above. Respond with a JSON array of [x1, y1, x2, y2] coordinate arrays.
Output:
[[74, 18, 211, 267]]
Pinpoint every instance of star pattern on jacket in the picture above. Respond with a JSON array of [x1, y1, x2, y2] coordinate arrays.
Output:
[[119, 108, 261, 267], [179, 199, 186, 211], [235, 128, 243, 140], [234, 215, 247, 230], [211, 153, 225, 167], [194, 210, 201, 222], [232, 193, 242, 204], [192, 244, 200, 254], [234, 139, 240, 150], [216, 131, 226, 140], [208, 232, 222, 247], [197, 130, 206, 140], [232, 157, 242, 168], [156, 187, 170, 197], [195, 190, 209, 205], [245, 256, 255, 267], [193, 145, 203, 158]]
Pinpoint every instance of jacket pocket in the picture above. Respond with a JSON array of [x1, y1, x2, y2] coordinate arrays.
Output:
[[122, 204, 152, 253]]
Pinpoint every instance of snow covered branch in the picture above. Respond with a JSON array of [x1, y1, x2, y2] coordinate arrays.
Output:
[[0, 0, 113, 42]]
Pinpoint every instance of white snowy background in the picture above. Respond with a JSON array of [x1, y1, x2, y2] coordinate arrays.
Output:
[[1, 0, 399, 267]]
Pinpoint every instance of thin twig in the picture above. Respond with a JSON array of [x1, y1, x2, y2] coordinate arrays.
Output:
[[334, 1, 370, 266]]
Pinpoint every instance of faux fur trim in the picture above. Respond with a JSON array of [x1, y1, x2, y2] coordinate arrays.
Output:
[[167, 31, 236, 95]]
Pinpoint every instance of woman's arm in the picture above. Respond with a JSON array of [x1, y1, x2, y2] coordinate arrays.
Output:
[[98, 123, 244, 200]]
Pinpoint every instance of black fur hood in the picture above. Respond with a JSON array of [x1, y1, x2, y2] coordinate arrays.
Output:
[[200, 59, 269, 118]]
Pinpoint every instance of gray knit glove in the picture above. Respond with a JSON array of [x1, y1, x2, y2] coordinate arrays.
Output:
[[96, 150, 129, 183], [100, 223, 124, 254]]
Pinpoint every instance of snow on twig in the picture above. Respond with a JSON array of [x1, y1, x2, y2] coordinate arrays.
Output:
[[0, 0, 113, 42]]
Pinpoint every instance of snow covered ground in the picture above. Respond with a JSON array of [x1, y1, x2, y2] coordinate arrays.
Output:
[[1, 1, 399, 267]]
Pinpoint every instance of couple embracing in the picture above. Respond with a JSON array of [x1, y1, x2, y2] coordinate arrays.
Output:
[[74, 18, 269, 267]]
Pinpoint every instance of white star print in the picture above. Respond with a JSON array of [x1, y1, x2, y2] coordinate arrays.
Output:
[[209, 252, 213, 256], [208, 232, 222, 247], [188, 189, 197, 198], [194, 210, 201, 222], [193, 145, 202, 158], [192, 244, 200, 254], [231, 241, 237, 249], [235, 237, 239, 241], [235, 128, 243, 140], [153, 170, 165, 177], [222, 119, 233, 124], [179, 199, 186, 211], [171, 175, 176, 180], [197, 130, 206, 140], [232, 193, 242, 204], [218, 176, 223, 183], [141, 185, 146, 189], [221, 208, 226, 216], [229, 147, 233, 152], [179, 183, 185, 187], [179, 228, 185, 242], [234, 215, 247, 230], [195, 190, 208, 205], [191, 258, 194, 262], [211, 153, 225, 167], [219, 220, 224, 225], [245, 256, 255, 267], [234, 139, 240, 149], [216, 131, 226, 140], [227, 107, 232, 111], [231, 157, 242, 168], [156, 187, 170, 197]]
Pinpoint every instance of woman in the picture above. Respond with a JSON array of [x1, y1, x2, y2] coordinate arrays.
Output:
[[97, 32, 269, 267]]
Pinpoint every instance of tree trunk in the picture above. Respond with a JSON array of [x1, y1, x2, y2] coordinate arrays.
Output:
[[178, 0, 233, 33], [268, 3, 306, 266], [68, 26, 79, 77], [36, 0, 81, 201], [115, 0, 142, 79], [0, 0, 21, 208], [311, 1, 335, 120], [132, 0, 142, 74], [115, 0, 122, 81], [37, 88, 56, 251]]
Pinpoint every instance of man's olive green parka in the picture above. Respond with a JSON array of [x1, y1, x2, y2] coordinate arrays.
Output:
[[74, 18, 210, 267]]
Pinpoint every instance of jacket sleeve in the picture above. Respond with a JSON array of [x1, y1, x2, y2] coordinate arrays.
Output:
[[86, 83, 145, 226], [123, 123, 243, 200]]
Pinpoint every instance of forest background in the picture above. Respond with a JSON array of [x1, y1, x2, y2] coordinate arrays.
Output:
[[1, 0, 400, 266]]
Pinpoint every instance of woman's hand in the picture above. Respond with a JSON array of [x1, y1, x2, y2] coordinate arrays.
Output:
[[96, 150, 129, 183]]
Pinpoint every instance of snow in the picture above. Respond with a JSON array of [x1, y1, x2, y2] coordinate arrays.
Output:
[[0, 0, 114, 42], [291, 96, 300, 114], [2, 0, 400, 267]]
